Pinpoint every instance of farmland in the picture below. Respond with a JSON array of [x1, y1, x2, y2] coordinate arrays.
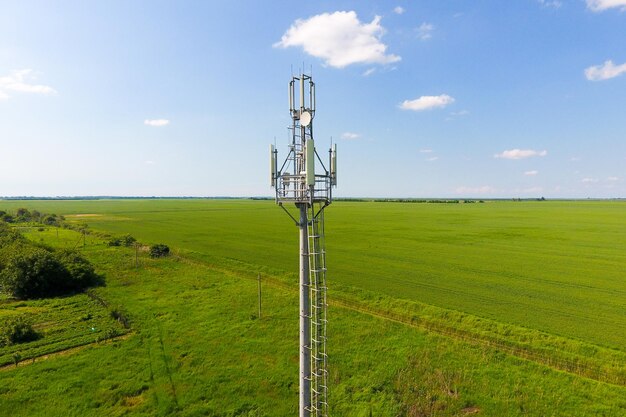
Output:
[[1, 199, 625, 415], [2, 199, 625, 349]]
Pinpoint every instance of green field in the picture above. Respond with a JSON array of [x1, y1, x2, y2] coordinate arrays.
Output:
[[2, 199, 625, 349], [1, 199, 625, 415]]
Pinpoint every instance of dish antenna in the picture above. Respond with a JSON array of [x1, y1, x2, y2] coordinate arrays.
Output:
[[270, 73, 336, 417]]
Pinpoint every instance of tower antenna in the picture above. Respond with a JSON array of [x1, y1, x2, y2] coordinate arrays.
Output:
[[270, 71, 336, 417]]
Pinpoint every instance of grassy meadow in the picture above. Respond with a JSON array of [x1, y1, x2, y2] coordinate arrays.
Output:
[[1, 199, 625, 415]]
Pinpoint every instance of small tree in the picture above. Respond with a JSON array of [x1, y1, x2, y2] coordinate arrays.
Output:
[[121, 234, 136, 247], [56, 249, 103, 289], [0, 247, 69, 299], [149, 244, 170, 258], [15, 208, 31, 222], [0, 316, 39, 347], [41, 215, 59, 226]]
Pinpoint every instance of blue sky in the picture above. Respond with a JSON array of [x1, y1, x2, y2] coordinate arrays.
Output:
[[1, 0, 625, 198]]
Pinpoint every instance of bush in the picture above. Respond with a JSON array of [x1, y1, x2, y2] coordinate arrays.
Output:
[[41, 215, 59, 226], [121, 234, 136, 247], [149, 244, 170, 258], [0, 247, 70, 299], [0, 315, 39, 347], [107, 237, 122, 247], [0, 223, 24, 247], [108, 234, 137, 247], [56, 249, 104, 289], [0, 247, 102, 299]]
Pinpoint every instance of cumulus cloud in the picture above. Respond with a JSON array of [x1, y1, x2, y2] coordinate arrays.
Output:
[[417, 22, 434, 40], [144, 119, 170, 127], [400, 94, 455, 111], [607, 176, 619, 181], [582, 177, 599, 183], [419, 149, 433, 153], [427, 156, 439, 161], [0, 69, 56, 100], [586, 0, 626, 11], [524, 170, 539, 176], [341, 132, 360, 140], [393, 6, 405, 14], [585, 60, 626, 81], [274, 11, 400, 68], [494, 149, 547, 160], [455, 186, 495, 194]]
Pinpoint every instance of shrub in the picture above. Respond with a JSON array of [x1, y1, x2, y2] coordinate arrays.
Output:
[[121, 234, 136, 247], [108, 234, 136, 247], [107, 237, 122, 247], [0, 315, 39, 347], [56, 249, 104, 289], [149, 244, 170, 258], [0, 247, 69, 299], [0, 224, 24, 248], [41, 215, 59, 226], [0, 247, 102, 299]]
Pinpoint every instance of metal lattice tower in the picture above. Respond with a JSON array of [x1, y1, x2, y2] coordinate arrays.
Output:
[[270, 73, 336, 417]]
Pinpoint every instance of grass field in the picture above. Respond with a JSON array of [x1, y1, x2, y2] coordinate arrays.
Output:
[[1, 225, 625, 416], [2, 199, 624, 350]]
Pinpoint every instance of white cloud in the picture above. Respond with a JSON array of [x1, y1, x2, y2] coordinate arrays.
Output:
[[586, 0, 626, 11], [419, 149, 433, 153], [145, 160, 156, 165], [341, 132, 360, 140], [607, 176, 619, 181], [524, 170, 539, 176], [274, 11, 400, 68], [585, 60, 626, 81], [537, 0, 562, 8], [362, 68, 376, 77], [417, 22, 434, 40], [400, 94, 455, 111], [455, 186, 495, 194], [582, 177, 599, 183], [450, 109, 469, 117], [393, 6, 405, 15], [427, 156, 439, 161], [494, 149, 547, 159], [0, 69, 56, 100], [144, 119, 170, 127]]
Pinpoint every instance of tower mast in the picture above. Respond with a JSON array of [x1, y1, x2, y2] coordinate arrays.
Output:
[[271, 73, 336, 417]]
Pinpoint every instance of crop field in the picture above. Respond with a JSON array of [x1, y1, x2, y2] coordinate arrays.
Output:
[[1, 199, 625, 415], [2, 199, 625, 349]]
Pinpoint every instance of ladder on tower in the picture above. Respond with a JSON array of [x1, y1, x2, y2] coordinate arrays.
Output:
[[308, 203, 329, 417]]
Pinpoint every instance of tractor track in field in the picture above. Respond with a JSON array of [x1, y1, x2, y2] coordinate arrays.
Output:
[[178, 254, 626, 387]]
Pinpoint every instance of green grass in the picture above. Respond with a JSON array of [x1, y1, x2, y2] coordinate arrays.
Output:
[[1, 228, 625, 416], [2, 199, 625, 350]]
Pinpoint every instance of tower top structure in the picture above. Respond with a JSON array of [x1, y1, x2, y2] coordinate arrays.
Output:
[[270, 73, 336, 207]]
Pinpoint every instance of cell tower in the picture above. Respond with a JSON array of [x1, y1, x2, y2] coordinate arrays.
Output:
[[270, 73, 336, 417]]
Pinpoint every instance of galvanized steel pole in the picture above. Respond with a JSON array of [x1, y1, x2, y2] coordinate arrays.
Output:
[[299, 204, 311, 417]]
